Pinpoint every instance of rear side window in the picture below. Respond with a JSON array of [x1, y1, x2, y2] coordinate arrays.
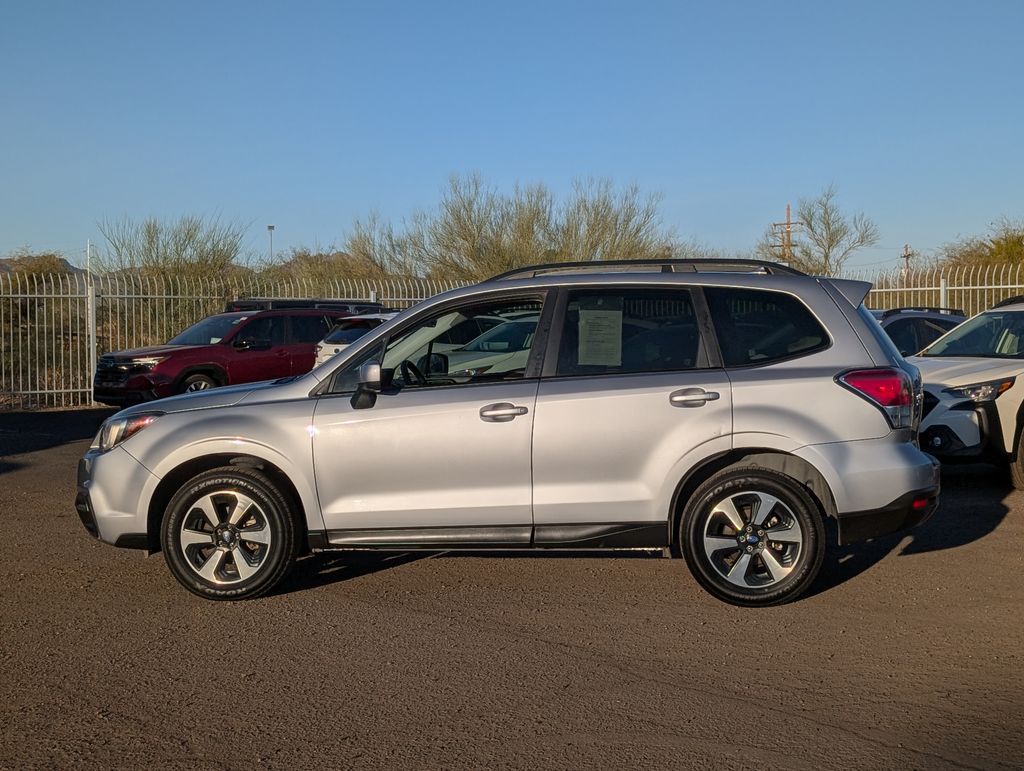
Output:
[[555, 288, 703, 376], [291, 315, 332, 343], [705, 288, 828, 366]]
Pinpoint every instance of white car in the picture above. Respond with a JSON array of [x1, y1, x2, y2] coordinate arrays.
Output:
[[315, 314, 397, 366], [910, 296, 1024, 486]]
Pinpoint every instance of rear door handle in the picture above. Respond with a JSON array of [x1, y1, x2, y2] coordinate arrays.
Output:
[[480, 402, 529, 422], [669, 388, 720, 408]]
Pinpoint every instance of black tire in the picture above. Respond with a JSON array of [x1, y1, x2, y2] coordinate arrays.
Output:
[[680, 466, 825, 607], [178, 373, 218, 394], [1009, 430, 1024, 489], [161, 467, 298, 600]]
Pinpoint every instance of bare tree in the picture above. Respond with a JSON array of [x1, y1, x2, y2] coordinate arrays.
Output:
[[97, 215, 249, 278], [758, 186, 879, 275]]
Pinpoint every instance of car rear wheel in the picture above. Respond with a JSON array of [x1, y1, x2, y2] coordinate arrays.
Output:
[[161, 467, 298, 600], [680, 467, 825, 607]]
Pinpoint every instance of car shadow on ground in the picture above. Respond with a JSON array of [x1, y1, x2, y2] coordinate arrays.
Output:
[[0, 408, 115, 471], [277, 467, 1012, 601], [808, 464, 1012, 597], [270, 549, 663, 597]]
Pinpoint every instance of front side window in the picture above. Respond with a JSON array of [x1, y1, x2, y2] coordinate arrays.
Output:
[[922, 311, 1024, 358], [555, 288, 703, 376], [235, 316, 286, 347], [705, 287, 829, 366], [328, 297, 543, 393]]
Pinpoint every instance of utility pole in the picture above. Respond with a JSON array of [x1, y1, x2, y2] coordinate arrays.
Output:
[[901, 244, 913, 279], [267, 224, 275, 263], [771, 204, 801, 264]]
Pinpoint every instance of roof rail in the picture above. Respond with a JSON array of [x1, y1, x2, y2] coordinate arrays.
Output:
[[880, 306, 965, 319], [993, 295, 1024, 309], [487, 258, 806, 281]]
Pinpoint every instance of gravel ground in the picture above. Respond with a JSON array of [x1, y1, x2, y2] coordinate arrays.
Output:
[[1, 409, 1021, 770]]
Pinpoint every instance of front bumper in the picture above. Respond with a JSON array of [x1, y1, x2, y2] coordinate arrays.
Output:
[[76, 447, 158, 549], [919, 396, 1006, 463], [93, 372, 176, 406], [835, 484, 940, 545]]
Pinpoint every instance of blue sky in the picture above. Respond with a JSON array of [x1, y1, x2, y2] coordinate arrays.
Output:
[[1, 0, 1022, 270]]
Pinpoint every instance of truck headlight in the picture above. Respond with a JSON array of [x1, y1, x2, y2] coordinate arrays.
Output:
[[943, 378, 1015, 402], [91, 413, 162, 452], [127, 356, 166, 372]]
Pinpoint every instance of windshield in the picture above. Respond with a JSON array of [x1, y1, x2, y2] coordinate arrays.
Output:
[[459, 319, 537, 353], [168, 314, 247, 345], [921, 311, 1024, 358]]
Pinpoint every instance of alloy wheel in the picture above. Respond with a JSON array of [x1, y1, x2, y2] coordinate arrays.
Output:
[[179, 491, 273, 584], [701, 490, 804, 588]]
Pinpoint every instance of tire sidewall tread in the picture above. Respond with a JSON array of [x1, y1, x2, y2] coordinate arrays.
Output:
[[680, 466, 825, 607], [161, 466, 298, 600]]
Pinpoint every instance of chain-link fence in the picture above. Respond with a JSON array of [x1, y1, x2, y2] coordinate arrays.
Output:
[[0, 273, 465, 409], [4, 265, 1024, 410]]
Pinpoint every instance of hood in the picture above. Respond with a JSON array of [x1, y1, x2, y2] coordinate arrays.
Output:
[[102, 344, 200, 360], [907, 355, 1023, 387], [115, 379, 283, 417]]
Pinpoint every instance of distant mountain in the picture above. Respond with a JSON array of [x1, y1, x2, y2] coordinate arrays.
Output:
[[0, 256, 84, 275]]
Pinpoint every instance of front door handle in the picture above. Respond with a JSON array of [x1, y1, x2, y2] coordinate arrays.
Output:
[[480, 402, 529, 422], [669, 388, 720, 408]]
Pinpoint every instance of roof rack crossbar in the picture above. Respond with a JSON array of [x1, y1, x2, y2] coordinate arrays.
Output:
[[880, 306, 965, 318], [488, 258, 806, 281]]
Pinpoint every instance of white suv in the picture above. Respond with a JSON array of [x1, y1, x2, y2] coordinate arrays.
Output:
[[76, 259, 939, 606], [911, 296, 1024, 486]]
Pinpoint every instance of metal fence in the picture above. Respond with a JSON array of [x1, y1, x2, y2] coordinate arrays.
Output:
[[844, 263, 1024, 317], [4, 264, 1024, 410], [0, 273, 464, 410]]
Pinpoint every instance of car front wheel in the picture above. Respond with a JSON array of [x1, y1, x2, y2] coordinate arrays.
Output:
[[161, 467, 298, 600], [680, 467, 825, 607]]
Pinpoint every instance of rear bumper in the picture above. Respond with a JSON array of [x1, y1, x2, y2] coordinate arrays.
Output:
[[835, 485, 940, 545]]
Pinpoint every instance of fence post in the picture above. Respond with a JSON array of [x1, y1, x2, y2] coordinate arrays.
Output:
[[940, 275, 948, 309], [370, 288, 378, 303], [85, 273, 98, 404]]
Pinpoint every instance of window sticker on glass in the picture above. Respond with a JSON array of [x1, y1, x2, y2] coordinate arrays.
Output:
[[577, 296, 623, 366]]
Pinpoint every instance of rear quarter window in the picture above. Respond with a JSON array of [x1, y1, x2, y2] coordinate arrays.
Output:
[[705, 287, 829, 366]]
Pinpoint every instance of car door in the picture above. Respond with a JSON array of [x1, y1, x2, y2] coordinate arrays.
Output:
[[531, 286, 732, 538], [288, 313, 334, 374], [225, 315, 291, 383], [311, 292, 549, 542]]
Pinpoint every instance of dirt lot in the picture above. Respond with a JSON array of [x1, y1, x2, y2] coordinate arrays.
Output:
[[0, 409, 1021, 770]]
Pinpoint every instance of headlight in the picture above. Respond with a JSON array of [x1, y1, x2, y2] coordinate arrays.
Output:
[[943, 378, 1015, 402], [128, 356, 166, 372], [451, 365, 492, 377], [91, 412, 162, 452]]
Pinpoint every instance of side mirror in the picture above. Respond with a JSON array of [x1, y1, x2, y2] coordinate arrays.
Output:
[[351, 361, 383, 410], [233, 338, 252, 351], [358, 361, 382, 391]]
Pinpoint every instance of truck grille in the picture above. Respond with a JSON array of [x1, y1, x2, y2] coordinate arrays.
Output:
[[95, 356, 130, 383]]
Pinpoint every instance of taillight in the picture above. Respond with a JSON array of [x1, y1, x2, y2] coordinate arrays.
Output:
[[837, 368, 914, 428]]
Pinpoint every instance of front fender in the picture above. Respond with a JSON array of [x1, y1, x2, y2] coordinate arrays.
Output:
[[124, 399, 324, 532]]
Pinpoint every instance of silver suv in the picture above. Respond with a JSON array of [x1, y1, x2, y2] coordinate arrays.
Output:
[[76, 259, 940, 606]]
